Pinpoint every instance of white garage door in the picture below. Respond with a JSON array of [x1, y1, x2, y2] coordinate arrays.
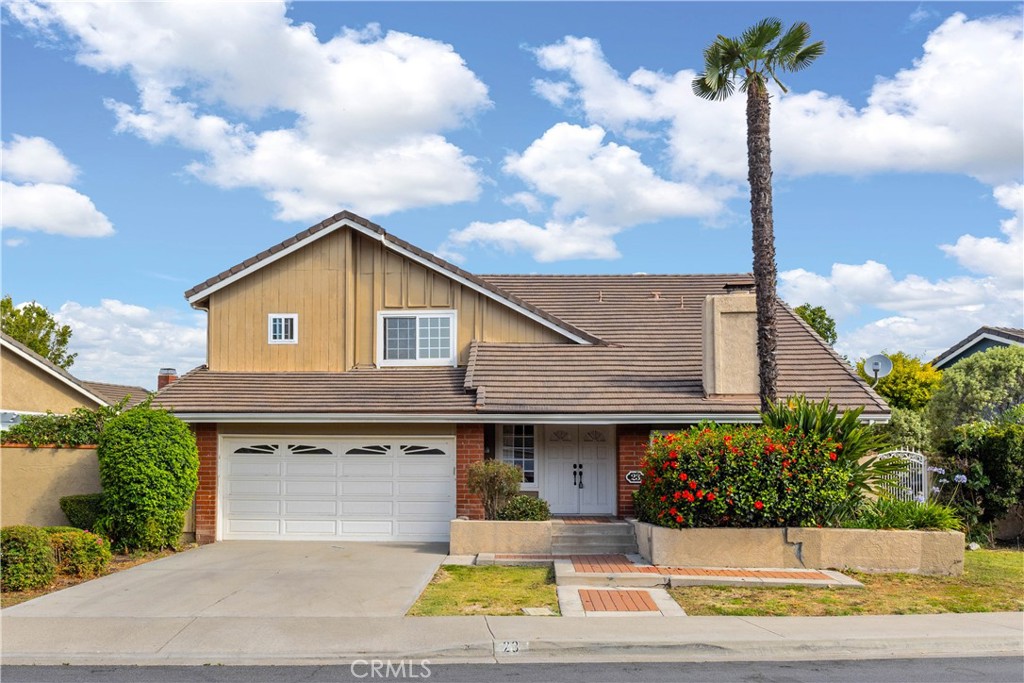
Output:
[[220, 437, 455, 541]]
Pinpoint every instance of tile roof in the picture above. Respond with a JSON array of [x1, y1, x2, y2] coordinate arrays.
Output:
[[153, 365, 476, 414], [931, 326, 1024, 368], [184, 211, 601, 345], [1, 332, 109, 407], [155, 274, 887, 418], [80, 381, 151, 409]]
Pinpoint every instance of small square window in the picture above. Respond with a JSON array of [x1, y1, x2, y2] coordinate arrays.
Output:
[[378, 310, 456, 366], [268, 314, 298, 344]]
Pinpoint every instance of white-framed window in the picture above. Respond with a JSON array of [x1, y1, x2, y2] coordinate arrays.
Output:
[[377, 310, 456, 366], [500, 424, 536, 489], [268, 313, 298, 344]]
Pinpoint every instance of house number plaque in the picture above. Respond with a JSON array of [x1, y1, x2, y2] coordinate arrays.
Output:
[[624, 470, 644, 484]]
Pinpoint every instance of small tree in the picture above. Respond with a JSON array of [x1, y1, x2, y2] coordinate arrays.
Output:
[[1, 295, 77, 369], [929, 346, 1024, 443], [856, 352, 942, 411], [794, 303, 837, 346], [96, 408, 198, 550], [465, 460, 522, 520]]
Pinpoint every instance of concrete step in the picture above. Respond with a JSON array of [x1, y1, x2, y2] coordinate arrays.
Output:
[[552, 544, 639, 555], [551, 523, 634, 536]]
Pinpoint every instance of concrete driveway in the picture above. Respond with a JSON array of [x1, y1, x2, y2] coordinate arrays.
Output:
[[3, 541, 447, 618]]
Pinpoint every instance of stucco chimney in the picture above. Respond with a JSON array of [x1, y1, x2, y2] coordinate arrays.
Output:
[[157, 368, 178, 390], [702, 288, 758, 397]]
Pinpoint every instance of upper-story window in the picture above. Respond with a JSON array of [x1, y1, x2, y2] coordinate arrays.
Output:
[[377, 310, 456, 366], [268, 313, 298, 344]]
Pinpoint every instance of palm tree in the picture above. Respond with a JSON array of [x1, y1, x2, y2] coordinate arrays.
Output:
[[693, 19, 824, 411]]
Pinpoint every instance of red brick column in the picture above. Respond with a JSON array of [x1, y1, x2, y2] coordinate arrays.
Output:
[[456, 423, 485, 519], [617, 425, 651, 518], [191, 423, 218, 544]]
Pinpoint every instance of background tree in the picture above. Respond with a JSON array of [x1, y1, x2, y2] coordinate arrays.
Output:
[[856, 352, 942, 411], [929, 345, 1024, 443], [694, 19, 824, 411], [794, 303, 837, 346], [0, 295, 77, 369]]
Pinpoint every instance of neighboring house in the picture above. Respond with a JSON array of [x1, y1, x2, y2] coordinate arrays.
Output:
[[0, 332, 149, 430], [931, 326, 1024, 370], [153, 211, 888, 545]]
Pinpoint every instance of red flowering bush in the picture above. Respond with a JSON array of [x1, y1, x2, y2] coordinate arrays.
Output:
[[633, 423, 853, 528]]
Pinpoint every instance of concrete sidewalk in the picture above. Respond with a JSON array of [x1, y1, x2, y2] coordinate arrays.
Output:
[[2, 612, 1021, 665]]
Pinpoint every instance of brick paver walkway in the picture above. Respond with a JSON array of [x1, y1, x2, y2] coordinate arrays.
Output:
[[571, 555, 834, 581], [579, 589, 659, 612]]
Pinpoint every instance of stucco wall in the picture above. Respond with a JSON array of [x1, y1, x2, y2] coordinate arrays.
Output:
[[1, 445, 101, 527], [449, 520, 552, 555], [1, 352, 101, 414]]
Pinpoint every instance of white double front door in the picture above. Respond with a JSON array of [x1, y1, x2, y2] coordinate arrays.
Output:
[[539, 425, 616, 515]]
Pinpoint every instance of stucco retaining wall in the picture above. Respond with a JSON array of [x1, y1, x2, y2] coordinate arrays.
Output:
[[1, 445, 101, 527], [632, 521, 965, 576], [449, 520, 552, 555]]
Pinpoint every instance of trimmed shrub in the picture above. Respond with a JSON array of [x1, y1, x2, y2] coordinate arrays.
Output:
[[1, 526, 56, 591], [45, 528, 111, 578], [60, 493, 105, 531], [845, 499, 962, 531], [466, 460, 523, 520], [634, 424, 857, 528], [947, 421, 1024, 525], [498, 495, 551, 521], [1, 397, 140, 448], [97, 409, 198, 550]]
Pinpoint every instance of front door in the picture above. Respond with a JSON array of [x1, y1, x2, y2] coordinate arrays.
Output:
[[540, 426, 616, 515]]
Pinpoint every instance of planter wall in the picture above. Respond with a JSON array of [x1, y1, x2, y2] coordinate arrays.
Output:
[[632, 520, 965, 576], [449, 520, 552, 555]]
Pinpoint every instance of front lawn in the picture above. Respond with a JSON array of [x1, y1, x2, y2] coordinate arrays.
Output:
[[669, 549, 1024, 616], [1, 547, 189, 609], [408, 565, 559, 616]]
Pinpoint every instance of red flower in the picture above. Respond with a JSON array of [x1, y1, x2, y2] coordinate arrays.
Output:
[[706, 493, 716, 502], [669, 507, 678, 515], [682, 491, 695, 503], [673, 491, 683, 501], [660, 495, 668, 502], [668, 451, 678, 460], [689, 480, 698, 490], [679, 472, 688, 482], [829, 452, 837, 461], [754, 500, 764, 510], [675, 515, 684, 524], [697, 490, 705, 499]]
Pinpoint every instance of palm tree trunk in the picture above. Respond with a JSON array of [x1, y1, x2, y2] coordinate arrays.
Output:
[[746, 79, 778, 412]]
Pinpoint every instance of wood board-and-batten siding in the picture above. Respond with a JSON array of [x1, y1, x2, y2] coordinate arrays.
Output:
[[206, 229, 567, 371]]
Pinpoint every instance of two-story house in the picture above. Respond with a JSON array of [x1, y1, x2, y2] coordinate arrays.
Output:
[[154, 211, 888, 544]]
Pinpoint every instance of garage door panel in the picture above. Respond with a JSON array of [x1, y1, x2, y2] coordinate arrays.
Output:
[[283, 480, 337, 495], [285, 461, 337, 477], [229, 480, 282, 495], [230, 460, 283, 477], [227, 499, 282, 515], [283, 500, 337, 515], [222, 437, 454, 541], [283, 520, 337, 535]]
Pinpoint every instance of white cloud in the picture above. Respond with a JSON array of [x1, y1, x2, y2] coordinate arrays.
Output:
[[780, 185, 1024, 361], [8, 1, 491, 221], [444, 122, 732, 261], [532, 13, 1023, 185], [1, 181, 114, 237], [5, 237, 26, 248], [55, 299, 206, 389], [2, 135, 78, 184]]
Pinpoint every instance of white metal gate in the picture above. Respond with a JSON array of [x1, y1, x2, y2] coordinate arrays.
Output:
[[879, 450, 928, 502]]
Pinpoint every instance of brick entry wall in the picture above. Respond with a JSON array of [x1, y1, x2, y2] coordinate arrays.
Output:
[[617, 425, 651, 518], [192, 423, 218, 544], [456, 423, 485, 519]]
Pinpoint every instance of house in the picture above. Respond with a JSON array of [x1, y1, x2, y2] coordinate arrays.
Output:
[[931, 326, 1024, 369], [153, 211, 888, 544], [0, 332, 149, 429]]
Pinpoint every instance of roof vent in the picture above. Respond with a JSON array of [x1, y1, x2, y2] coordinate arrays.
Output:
[[724, 282, 755, 294]]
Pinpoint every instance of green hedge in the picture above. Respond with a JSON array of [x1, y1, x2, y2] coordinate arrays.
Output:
[[1, 526, 56, 591], [60, 493, 104, 531], [97, 409, 198, 550], [45, 528, 111, 578], [497, 495, 551, 521]]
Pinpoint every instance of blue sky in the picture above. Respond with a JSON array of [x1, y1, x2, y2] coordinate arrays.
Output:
[[2, 2, 1021, 388]]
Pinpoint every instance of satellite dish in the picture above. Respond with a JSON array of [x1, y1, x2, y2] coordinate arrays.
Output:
[[864, 354, 893, 386]]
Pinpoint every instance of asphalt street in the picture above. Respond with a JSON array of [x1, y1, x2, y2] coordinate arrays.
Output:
[[4, 657, 1023, 683]]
